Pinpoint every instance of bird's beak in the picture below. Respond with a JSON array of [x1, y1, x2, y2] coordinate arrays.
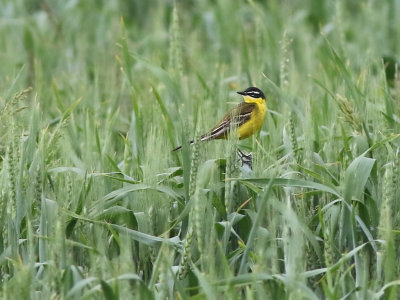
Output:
[[236, 91, 246, 96]]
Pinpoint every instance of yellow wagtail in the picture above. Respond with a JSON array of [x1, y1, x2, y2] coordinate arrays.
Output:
[[172, 87, 267, 151]]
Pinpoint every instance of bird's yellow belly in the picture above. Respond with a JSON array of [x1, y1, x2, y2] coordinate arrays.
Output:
[[237, 102, 267, 139]]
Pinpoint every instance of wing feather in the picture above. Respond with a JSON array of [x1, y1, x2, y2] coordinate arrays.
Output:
[[201, 102, 256, 141]]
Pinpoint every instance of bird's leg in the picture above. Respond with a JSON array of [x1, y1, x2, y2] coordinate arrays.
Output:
[[237, 148, 252, 170]]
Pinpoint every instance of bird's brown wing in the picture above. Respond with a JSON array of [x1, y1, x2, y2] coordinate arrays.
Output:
[[201, 102, 256, 141]]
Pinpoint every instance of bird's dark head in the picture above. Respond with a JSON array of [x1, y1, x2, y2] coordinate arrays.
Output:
[[237, 87, 266, 100]]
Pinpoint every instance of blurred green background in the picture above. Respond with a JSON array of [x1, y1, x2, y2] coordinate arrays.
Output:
[[0, 0, 400, 299]]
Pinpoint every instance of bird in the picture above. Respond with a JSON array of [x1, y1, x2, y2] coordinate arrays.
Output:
[[172, 86, 267, 151]]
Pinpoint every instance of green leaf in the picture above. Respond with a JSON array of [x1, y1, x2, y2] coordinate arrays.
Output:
[[190, 264, 217, 299], [66, 175, 93, 238], [152, 85, 176, 152], [4, 65, 25, 101], [100, 280, 116, 300], [62, 97, 83, 122], [66, 277, 98, 299], [361, 133, 400, 156], [103, 183, 180, 202], [131, 53, 180, 98], [343, 156, 375, 203], [238, 180, 273, 274], [236, 178, 340, 198], [109, 223, 181, 248], [375, 280, 400, 298]]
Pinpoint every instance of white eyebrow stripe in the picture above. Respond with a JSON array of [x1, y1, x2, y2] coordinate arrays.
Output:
[[247, 92, 260, 98]]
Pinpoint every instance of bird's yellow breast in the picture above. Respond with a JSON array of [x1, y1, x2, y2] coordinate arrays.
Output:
[[237, 97, 267, 139]]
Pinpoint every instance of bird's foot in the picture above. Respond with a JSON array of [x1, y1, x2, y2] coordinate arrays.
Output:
[[237, 149, 252, 170]]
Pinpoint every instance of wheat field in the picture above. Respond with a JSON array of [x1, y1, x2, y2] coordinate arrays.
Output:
[[0, 0, 399, 299]]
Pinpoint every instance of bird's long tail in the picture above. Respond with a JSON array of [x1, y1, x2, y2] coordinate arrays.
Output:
[[172, 135, 212, 152], [172, 141, 193, 152]]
